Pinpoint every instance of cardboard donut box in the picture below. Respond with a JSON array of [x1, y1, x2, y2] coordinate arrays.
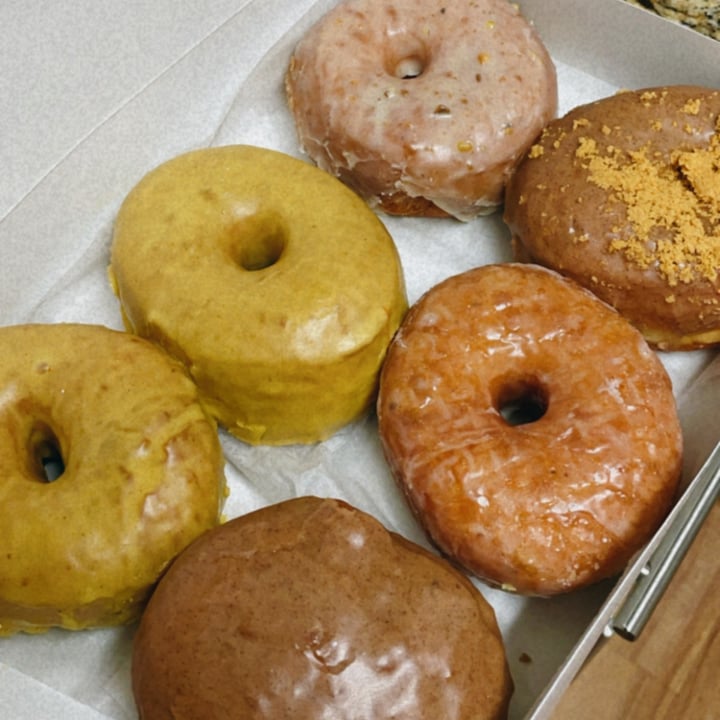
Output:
[[0, 0, 719, 718]]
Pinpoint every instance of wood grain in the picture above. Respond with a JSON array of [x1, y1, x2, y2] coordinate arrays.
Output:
[[551, 499, 720, 719]]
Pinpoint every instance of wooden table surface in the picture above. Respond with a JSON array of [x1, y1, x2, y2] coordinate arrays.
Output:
[[551, 499, 720, 719]]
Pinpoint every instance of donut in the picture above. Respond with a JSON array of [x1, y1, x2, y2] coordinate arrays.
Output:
[[504, 85, 720, 351], [109, 145, 407, 446], [131, 496, 513, 719], [0, 323, 226, 636], [285, 0, 557, 220], [377, 264, 683, 596]]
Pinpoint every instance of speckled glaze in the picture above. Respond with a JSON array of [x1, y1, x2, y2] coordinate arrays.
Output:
[[132, 496, 513, 720], [109, 145, 407, 446], [0, 323, 226, 636], [286, 0, 557, 220], [377, 264, 683, 596]]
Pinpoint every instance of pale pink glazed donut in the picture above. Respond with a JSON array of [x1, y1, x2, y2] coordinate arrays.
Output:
[[286, 0, 557, 220], [377, 264, 683, 596]]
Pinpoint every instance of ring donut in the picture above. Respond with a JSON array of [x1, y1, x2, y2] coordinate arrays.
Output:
[[0, 323, 225, 635], [109, 145, 407, 445], [286, 0, 557, 220], [504, 85, 720, 350], [377, 264, 683, 595]]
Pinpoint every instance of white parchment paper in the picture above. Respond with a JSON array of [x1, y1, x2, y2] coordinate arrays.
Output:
[[1, 1, 719, 718]]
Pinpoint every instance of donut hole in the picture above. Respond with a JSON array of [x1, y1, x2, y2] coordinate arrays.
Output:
[[496, 378, 548, 426], [394, 56, 425, 79], [230, 214, 287, 271], [29, 422, 65, 482], [239, 232, 285, 271], [384, 35, 429, 79]]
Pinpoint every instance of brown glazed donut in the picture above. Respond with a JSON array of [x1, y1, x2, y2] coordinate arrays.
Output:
[[132, 496, 513, 720], [377, 264, 683, 596], [286, 0, 557, 220], [504, 85, 720, 350]]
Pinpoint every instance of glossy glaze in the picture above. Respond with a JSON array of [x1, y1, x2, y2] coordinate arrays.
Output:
[[109, 145, 407, 445], [132, 496, 512, 719], [0, 323, 225, 635], [286, 0, 557, 220], [377, 264, 683, 595]]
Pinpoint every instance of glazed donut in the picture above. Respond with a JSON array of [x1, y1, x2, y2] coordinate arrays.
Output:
[[504, 85, 720, 350], [377, 264, 683, 596], [286, 0, 557, 220], [0, 323, 225, 636], [132, 496, 513, 720], [109, 145, 407, 446]]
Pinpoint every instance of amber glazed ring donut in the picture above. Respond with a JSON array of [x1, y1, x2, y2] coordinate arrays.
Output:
[[286, 0, 557, 220], [109, 145, 407, 445], [377, 264, 683, 596], [0, 323, 225, 635]]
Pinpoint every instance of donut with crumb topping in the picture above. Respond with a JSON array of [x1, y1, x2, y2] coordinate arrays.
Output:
[[504, 85, 720, 351], [286, 0, 557, 221]]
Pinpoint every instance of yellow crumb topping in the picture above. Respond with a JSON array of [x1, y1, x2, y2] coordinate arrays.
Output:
[[574, 117, 720, 286], [640, 90, 658, 106], [528, 144, 544, 158], [676, 126, 720, 209], [683, 99, 701, 115]]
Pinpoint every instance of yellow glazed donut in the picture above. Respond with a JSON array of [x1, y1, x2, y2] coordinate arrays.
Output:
[[286, 0, 557, 220], [109, 145, 407, 446], [0, 323, 226, 636], [378, 264, 683, 596]]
